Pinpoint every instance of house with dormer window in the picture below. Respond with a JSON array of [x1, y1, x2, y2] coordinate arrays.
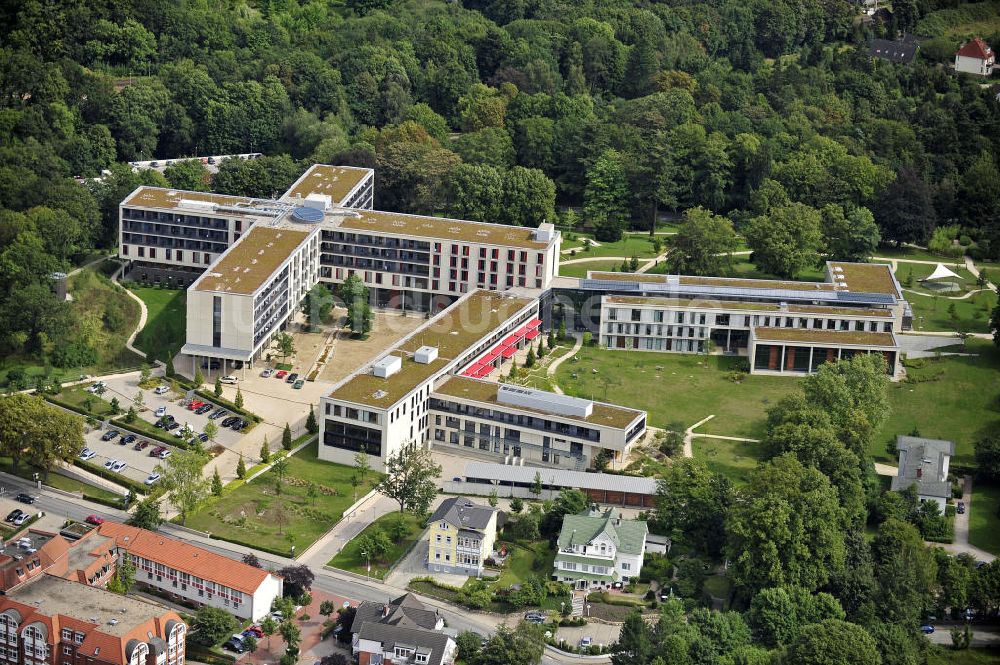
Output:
[[426, 497, 499, 576], [552, 507, 647, 589]]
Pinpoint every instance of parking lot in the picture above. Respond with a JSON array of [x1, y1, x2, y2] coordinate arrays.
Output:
[[81, 426, 169, 485]]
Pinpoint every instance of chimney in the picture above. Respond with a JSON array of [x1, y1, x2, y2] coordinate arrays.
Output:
[[916, 468, 922, 479], [381, 605, 389, 618]]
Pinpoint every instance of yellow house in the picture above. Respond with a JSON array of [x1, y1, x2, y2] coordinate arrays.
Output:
[[426, 497, 499, 575]]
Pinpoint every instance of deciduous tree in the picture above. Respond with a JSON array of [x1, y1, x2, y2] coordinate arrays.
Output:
[[377, 446, 442, 514]]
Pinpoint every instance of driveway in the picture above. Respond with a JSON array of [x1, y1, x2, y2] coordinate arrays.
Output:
[[936, 475, 996, 563], [81, 426, 168, 484], [385, 536, 476, 590], [555, 623, 621, 651]]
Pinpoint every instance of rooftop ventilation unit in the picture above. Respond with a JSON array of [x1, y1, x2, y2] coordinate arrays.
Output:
[[414, 346, 438, 364], [373, 390, 388, 399], [533, 222, 556, 242], [373, 355, 402, 378]]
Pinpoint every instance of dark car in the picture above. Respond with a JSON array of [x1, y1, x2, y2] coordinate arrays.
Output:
[[134, 440, 149, 451], [221, 416, 238, 427], [195, 404, 213, 415], [201, 360, 221, 369], [197, 433, 209, 443], [101, 430, 120, 442], [121, 434, 137, 445], [921, 624, 934, 634], [166, 422, 180, 431], [209, 409, 227, 420], [15, 493, 37, 505], [5, 510, 23, 523], [222, 637, 245, 654], [958, 501, 966, 514], [285, 372, 298, 383], [230, 419, 247, 431]]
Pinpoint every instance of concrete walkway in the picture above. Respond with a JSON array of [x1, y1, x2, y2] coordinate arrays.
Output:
[[966, 256, 998, 293], [873, 463, 898, 476], [546, 333, 583, 395], [903, 287, 992, 301], [298, 490, 396, 567], [682, 415, 716, 458], [108, 261, 152, 362]]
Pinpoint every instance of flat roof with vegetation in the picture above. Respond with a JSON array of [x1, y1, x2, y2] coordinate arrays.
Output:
[[193, 226, 311, 295], [752, 326, 896, 347], [336, 210, 552, 249], [124, 186, 264, 215], [827, 262, 900, 297], [328, 291, 536, 408], [433, 375, 644, 430], [283, 164, 372, 204], [603, 296, 892, 317]]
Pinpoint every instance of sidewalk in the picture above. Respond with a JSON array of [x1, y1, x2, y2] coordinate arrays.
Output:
[[298, 491, 397, 567]]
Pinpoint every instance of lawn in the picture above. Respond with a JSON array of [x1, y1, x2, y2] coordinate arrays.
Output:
[[559, 260, 630, 279], [873, 340, 1000, 465], [184, 441, 378, 555], [131, 287, 187, 363], [48, 385, 116, 417], [727, 255, 826, 282], [969, 482, 1000, 557], [917, 0, 1000, 37], [928, 646, 1000, 665], [895, 262, 997, 333], [874, 245, 960, 263], [555, 346, 797, 438], [561, 234, 663, 259], [327, 511, 423, 579], [692, 438, 769, 484], [495, 539, 555, 587]]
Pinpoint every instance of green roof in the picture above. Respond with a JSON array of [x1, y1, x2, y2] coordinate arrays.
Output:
[[553, 569, 617, 582], [553, 552, 617, 567], [556, 507, 648, 556]]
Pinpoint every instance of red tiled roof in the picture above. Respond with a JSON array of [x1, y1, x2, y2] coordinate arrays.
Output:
[[957, 37, 993, 59], [96, 522, 272, 594]]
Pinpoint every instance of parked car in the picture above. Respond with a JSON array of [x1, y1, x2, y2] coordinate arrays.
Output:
[[154, 385, 169, 395], [166, 422, 180, 431], [221, 416, 238, 427], [275, 370, 288, 379], [578, 637, 593, 648], [524, 612, 546, 625], [209, 409, 228, 420], [134, 440, 149, 451], [197, 433, 209, 443], [87, 381, 107, 393], [12, 513, 29, 526], [242, 627, 263, 639], [157, 449, 171, 460], [173, 426, 191, 438], [195, 404, 213, 415], [110, 460, 128, 473], [85, 515, 104, 525], [269, 611, 284, 622], [150, 446, 166, 457], [5, 510, 23, 523], [101, 430, 120, 442], [920, 625, 935, 634], [79, 448, 96, 461], [260, 368, 274, 378], [220, 375, 238, 384], [103, 459, 117, 470], [222, 636, 245, 654], [155, 406, 167, 418], [293, 379, 304, 389], [15, 493, 36, 505], [187, 400, 205, 410], [121, 434, 137, 445], [958, 501, 966, 514], [230, 419, 247, 431], [286, 373, 299, 384], [207, 157, 216, 165], [144, 473, 161, 486]]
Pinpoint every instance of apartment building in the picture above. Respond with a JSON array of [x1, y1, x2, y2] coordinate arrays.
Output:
[[319, 290, 540, 470], [584, 262, 905, 378], [0, 573, 185, 665], [93, 523, 282, 622], [119, 165, 373, 286], [351, 594, 453, 665], [425, 497, 499, 576], [553, 507, 647, 589]]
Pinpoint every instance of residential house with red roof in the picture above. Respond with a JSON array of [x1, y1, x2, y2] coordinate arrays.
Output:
[[955, 38, 995, 76], [93, 523, 283, 622], [0, 573, 185, 665]]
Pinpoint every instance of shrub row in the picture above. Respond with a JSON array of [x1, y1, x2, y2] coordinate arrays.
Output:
[[585, 591, 645, 607], [111, 416, 190, 449], [73, 458, 150, 495], [193, 389, 262, 424]]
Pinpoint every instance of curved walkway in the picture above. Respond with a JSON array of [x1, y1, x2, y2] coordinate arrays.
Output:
[[545, 333, 583, 395], [109, 263, 151, 362], [902, 287, 992, 300]]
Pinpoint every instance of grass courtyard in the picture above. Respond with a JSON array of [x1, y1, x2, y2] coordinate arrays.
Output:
[[560, 234, 663, 259], [184, 441, 379, 555], [48, 384, 116, 417], [131, 287, 187, 363], [969, 482, 1000, 557], [558, 259, 628, 279], [894, 262, 996, 334], [327, 511, 423, 579], [692, 438, 769, 485]]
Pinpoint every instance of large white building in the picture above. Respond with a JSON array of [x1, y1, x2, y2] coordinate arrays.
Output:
[[955, 38, 995, 76], [318, 290, 647, 472], [579, 261, 906, 378], [553, 506, 648, 589]]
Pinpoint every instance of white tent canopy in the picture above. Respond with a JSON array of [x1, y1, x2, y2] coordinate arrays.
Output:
[[921, 263, 962, 282]]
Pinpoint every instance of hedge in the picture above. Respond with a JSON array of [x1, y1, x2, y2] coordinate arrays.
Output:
[[585, 591, 645, 607], [111, 416, 191, 449], [193, 389, 261, 424]]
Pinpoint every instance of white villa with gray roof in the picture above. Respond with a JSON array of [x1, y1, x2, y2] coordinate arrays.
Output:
[[553, 507, 647, 589]]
